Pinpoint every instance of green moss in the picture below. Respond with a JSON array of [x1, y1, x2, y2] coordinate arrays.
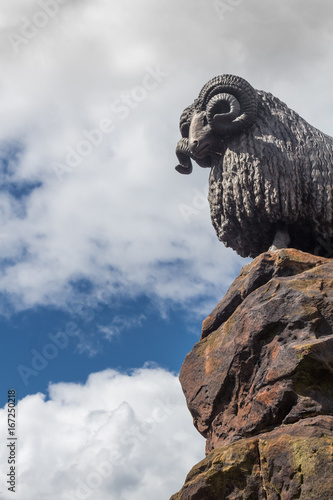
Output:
[[172, 427, 333, 500], [222, 312, 238, 339], [176, 439, 259, 499], [292, 435, 333, 478]]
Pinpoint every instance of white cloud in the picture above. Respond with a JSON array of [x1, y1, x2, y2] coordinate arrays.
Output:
[[0, 0, 333, 315], [98, 314, 147, 340], [0, 367, 205, 499]]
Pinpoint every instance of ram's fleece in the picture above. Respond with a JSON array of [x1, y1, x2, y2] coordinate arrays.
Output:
[[175, 74, 333, 258]]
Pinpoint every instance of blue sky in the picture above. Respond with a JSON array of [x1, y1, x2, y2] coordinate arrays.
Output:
[[1, 0, 333, 498], [0, 294, 217, 407]]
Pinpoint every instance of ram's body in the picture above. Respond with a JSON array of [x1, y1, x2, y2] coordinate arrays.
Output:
[[175, 75, 333, 258]]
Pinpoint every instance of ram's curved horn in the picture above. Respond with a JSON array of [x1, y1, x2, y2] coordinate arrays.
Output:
[[175, 138, 193, 174], [196, 74, 258, 135], [179, 103, 195, 137], [175, 104, 195, 174]]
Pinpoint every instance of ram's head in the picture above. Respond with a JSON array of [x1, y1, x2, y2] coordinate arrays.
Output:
[[175, 74, 258, 174]]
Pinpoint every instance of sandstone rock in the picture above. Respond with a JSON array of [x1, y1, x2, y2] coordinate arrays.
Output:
[[179, 249, 333, 452], [171, 416, 333, 500], [173, 249, 333, 499], [201, 249, 330, 339]]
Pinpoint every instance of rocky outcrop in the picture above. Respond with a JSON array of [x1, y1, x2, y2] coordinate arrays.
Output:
[[172, 249, 333, 499], [171, 416, 333, 500]]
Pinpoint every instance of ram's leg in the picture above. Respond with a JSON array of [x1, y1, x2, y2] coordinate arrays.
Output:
[[268, 224, 290, 251]]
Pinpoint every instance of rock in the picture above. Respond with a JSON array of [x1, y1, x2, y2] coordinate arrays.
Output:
[[201, 249, 330, 339], [180, 249, 333, 452], [171, 416, 333, 500], [172, 249, 333, 499]]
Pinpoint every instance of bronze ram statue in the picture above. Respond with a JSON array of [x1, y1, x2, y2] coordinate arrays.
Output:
[[175, 74, 333, 258]]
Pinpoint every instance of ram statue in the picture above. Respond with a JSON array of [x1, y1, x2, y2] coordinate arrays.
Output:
[[175, 74, 333, 258]]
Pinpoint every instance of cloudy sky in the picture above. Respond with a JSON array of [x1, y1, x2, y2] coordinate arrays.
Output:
[[1, 0, 333, 498]]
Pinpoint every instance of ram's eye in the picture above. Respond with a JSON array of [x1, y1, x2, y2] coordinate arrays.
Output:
[[181, 123, 189, 138], [202, 115, 208, 126]]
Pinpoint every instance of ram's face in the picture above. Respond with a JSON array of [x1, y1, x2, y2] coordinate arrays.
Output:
[[175, 75, 258, 174], [188, 111, 222, 159]]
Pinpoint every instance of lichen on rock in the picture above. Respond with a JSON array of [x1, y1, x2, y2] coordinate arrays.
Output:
[[171, 417, 333, 500]]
